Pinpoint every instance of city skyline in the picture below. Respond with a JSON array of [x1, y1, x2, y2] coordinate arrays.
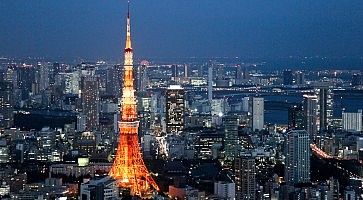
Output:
[[0, 1, 363, 199], [1, 0, 363, 60]]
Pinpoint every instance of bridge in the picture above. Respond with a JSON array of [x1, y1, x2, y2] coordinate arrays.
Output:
[[311, 144, 362, 180]]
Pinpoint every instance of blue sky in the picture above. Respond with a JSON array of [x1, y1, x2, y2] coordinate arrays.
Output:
[[0, 0, 362, 60]]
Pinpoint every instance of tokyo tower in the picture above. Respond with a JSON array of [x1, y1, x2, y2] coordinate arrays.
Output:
[[109, 1, 160, 197]]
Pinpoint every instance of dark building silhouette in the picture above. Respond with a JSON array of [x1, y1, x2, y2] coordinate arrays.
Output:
[[288, 105, 305, 130], [283, 70, 294, 85]]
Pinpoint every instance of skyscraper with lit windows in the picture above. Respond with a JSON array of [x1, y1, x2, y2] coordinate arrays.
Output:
[[166, 85, 185, 135], [81, 76, 100, 131]]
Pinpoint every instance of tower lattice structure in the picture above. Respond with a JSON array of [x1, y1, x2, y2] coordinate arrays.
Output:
[[109, 2, 160, 197]]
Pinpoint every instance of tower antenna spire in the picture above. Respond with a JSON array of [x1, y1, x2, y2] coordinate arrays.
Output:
[[125, 0, 132, 49], [127, 0, 130, 18]]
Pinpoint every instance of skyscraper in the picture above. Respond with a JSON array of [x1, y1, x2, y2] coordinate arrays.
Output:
[[17, 64, 35, 101], [166, 85, 185, 135], [283, 69, 294, 85], [223, 115, 239, 161], [108, 2, 159, 196], [208, 63, 213, 103], [251, 97, 264, 131], [36, 62, 50, 91], [317, 88, 333, 131], [295, 71, 305, 85], [234, 156, 256, 200], [81, 76, 100, 131], [136, 62, 148, 92], [288, 104, 305, 130], [342, 110, 362, 132], [285, 130, 311, 185], [0, 82, 13, 128], [303, 94, 318, 138]]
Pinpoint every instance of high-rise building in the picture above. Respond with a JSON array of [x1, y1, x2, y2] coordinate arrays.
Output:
[[136, 62, 148, 92], [208, 63, 213, 103], [285, 130, 310, 185], [288, 104, 305, 130], [166, 85, 185, 135], [108, 2, 159, 196], [242, 96, 250, 112], [342, 110, 362, 132], [49, 62, 60, 85], [317, 88, 333, 131], [295, 71, 305, 85], [251, 97, 264, 131], [64, 72, 80, 95], [234, 156, 256, 200], [81, 76, 100, 131], [17, 64, 35, 101], [0, 82, 13, 128], [223, 115, 239, 161], [106, 64, 123, 97], [283, 69, 294, 85], [36, 62, 50, 91], [303, 94, 318, 138]]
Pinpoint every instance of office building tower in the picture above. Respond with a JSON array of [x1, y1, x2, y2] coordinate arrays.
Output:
[[251, 97, 264, 131], [211, 99, 226, 116], [235, 156, 256, 200], [81, 76, 100, 131], [0, 82, 13, 128], [17, 64, 35, 101], [53, 62, 62, 75], [288, 105, 305, 130], [224, 115, 239, 161], [36, 62, 50, 91], [64, 72, 80, 95], [184, 64, 188, 78], [166, 85, 185, 135], [283, 69, 294, 85], [49, 62, 60, 85], [236, 64, 243, 80], [295, 71, 305, 85], [317, 88, 333, 131], [208, 63, 213, 102], [242, 65, 250, 80], [285, 130, 311, 184], [303, 94, 318, 138], [136, 62, 148, 92], [106, 64, 123, 97], [242, 97, 250, 112], [342, 110, 362, 132]]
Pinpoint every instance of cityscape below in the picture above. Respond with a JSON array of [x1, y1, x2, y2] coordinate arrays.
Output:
[[1, 2, 363, 200]]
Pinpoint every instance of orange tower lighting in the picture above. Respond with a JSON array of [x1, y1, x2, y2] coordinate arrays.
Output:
[[109, 1, 160, 197]]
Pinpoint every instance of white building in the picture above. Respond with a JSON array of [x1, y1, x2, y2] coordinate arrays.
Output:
[[252, 97, 264, 131], [342, 110, 362, 132], [63, 72, 80, 95]]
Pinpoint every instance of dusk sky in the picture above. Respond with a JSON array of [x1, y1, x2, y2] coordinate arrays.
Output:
[[1, 0, 363, 60]]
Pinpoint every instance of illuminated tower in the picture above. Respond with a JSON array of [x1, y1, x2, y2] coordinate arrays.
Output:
[[109, 2, 160, 197]]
